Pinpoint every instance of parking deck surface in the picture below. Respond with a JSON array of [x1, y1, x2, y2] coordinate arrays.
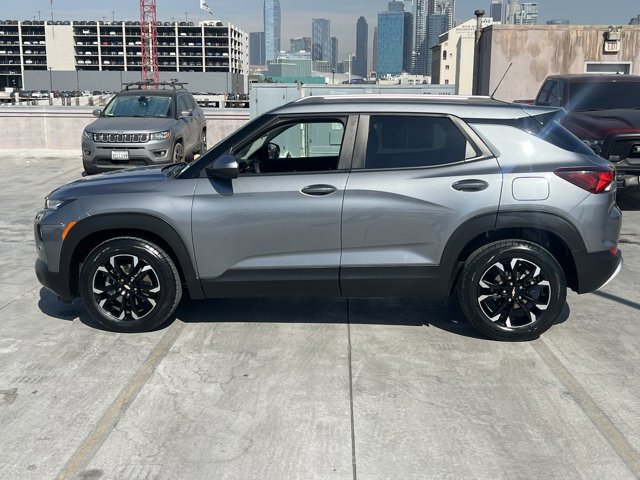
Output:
[[1, 150, 640, 479]]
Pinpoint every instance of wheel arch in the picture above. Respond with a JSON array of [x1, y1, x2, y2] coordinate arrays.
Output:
[[61, 214, 204, 300], [442, 212, 584, 295]]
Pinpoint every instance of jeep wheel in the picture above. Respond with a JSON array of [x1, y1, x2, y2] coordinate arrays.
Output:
[[79, 237, 182, 332], [199, 130, 207, 155], [171, 141, 184, 163], [458, 240, 566, 341]]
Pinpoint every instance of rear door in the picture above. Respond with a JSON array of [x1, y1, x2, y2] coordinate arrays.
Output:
[[340, 113, 502, 297], [177, 94, 197, 146]]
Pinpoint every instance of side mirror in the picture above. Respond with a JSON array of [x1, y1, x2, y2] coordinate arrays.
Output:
[[92, 109, 101, 117], [206, 154, 239, 180], [180, 110, 193, 118]]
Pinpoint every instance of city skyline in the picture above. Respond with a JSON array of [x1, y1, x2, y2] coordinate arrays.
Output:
[[7, 0, 640, 59]]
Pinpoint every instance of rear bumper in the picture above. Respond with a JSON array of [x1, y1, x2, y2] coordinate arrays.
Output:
[[35, 259, 73, 302], [573, 248, 623, 294]]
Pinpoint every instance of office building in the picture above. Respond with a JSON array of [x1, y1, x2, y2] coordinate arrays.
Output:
[[506, 0, 520, 24], [312, 18, 331, 66], [331, 37, 338, 70], [354, 16, 368, 78], [264, 0, 281, 62], [372, 26, 378, 72], [267, 51, 312, 78], [388, 1, 404, 12], [490, 1, 503, 23], [426, 14, 447, 76], [290, 37, 311, 52], [403, 9, 414, 73], [0, 19, 248, 90], [414, 0, 429, 74], [250, 32, 265, 65], [377, 10, 404, 76], [513, 3, 539, 25], [434, 0, 456, 31]]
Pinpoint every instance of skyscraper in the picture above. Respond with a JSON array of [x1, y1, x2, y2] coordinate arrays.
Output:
[[377, 10, 404, 76], [434, 0, 455, 31], [403, 9, 414, 73], [331, 37, 338, 70], [414, 0, 428, 74], [312, 18, 331, 64], [514, 3, 539, 24], [426, 14, 447, 76], [372, 26, 378, 72], [490, 0, 503, 22], [264, 0, 281, 63], [249, 32, 266, 65], [506, 0, 521, 24], [290, 37, 311, 52], [354, 16, 368, 78]]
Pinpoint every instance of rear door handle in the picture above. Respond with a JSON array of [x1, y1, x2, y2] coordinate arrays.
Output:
[[451, 179, 489, 192], [301, 184, 337, 196]]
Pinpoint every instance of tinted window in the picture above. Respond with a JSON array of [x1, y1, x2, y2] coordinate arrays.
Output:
[[536, 80, 560, 107], [364, 116, 471, 169], [177, 95, 189, 113], [567, 81, 640, 110]]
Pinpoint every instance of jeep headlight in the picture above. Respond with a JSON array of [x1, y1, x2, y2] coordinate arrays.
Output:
[[82, 130, 93, 141], [150, 130, 171, 141]]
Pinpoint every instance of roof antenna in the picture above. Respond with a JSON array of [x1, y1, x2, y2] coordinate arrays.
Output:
[[491, 62, 513, 99]]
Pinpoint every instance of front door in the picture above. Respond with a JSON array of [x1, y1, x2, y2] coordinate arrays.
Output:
[[191, 115, 357, 297]]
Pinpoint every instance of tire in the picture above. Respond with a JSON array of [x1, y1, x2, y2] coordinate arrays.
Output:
[[171, 141, 184, 163], [458, 240, 566, 341], [199, 129, 207, 155], [79, 237, 182, 332]]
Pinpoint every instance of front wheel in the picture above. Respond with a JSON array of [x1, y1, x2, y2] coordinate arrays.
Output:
[[458, 240, 566, 341], [79, 237, 182, 332], [171, 141, 184, 163]]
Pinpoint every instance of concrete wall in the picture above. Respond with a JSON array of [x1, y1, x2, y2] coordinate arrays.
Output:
[[0, 107, 249, 150], [24, 71, 247, 94], [44, 24, 76, 70], [477, 24, 640, 101]]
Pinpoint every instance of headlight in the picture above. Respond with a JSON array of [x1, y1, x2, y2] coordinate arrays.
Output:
[[150, 130, 171, 141], [582, 139, 604, 155], [44, 197, 74, 210], [82, 130, 93, 141]]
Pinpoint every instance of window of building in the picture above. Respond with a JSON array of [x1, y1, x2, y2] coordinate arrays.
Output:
[[585, 62, 631, 75], [363, 115, 475, 169], [235, 120, 345, 174], [442, 50, 447, 60]]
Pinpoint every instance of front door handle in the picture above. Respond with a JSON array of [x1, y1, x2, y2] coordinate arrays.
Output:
[[451, 179, 489, 192], [301, 184, 337, 196]]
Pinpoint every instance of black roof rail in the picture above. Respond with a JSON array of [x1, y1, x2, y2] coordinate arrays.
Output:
[[121, 79, 188, 91]]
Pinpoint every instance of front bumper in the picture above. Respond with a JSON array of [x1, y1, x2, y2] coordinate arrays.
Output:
[[35, 258, 73, 302], [573, 248, 623, 294], [82, 138, 173, 172]]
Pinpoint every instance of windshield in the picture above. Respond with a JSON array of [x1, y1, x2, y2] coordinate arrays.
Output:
[[103, 94, 173, 118], [567, 82, 640, 111]]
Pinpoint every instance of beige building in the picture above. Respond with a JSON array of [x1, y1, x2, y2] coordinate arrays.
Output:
[[476, 24, 640, 101], [432, 17, 494, 94]]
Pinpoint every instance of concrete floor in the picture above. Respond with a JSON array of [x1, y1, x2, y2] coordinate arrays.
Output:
[[1, 151, 640, 480]]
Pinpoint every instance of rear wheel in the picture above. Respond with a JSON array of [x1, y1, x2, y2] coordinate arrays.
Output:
[[458, 240, 566, 341], [79, 237, 182, 332]]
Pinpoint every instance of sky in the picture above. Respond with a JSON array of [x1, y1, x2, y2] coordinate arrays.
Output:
[[8, 0, 640, 59]]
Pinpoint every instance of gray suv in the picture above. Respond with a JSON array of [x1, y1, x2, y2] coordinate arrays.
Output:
[[82, 81, 206, 174], [36, 95, 622, 341]]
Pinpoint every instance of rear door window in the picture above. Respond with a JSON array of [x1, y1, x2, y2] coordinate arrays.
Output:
[[363, 115, 476, 169]]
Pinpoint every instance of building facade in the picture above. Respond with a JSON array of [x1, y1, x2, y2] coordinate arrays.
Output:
[[290, 37, 311, 52], [250, 31, 265, 65], [477, 24, 640, 100], [0, 19, 248, 90], [376, 11, 404, 76], [264, 0, 281, 62], [312, 18, 331, 66], [514, 3, 539, 25], [354, 16, 368, 78], [331, 37, 338, 70], [414, 0, 429, 74]]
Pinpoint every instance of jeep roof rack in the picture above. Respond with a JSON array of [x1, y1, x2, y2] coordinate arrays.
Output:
[[121, 79, 187, 91]]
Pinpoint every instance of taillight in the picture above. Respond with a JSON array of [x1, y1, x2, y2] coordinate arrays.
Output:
[[554, 168, 615, 193]]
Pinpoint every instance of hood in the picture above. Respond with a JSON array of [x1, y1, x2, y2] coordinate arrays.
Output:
[[48, 166, 169, 200], [85, 116, 176, 133], [561, 109, 640, 140]]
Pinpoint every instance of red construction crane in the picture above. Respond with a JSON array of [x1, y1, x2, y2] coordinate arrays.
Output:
[[140, 0, 159, 85]]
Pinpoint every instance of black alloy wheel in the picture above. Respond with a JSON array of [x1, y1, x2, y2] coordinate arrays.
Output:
[[79, 237, 182, 332], [459, 240, 566, 341]]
